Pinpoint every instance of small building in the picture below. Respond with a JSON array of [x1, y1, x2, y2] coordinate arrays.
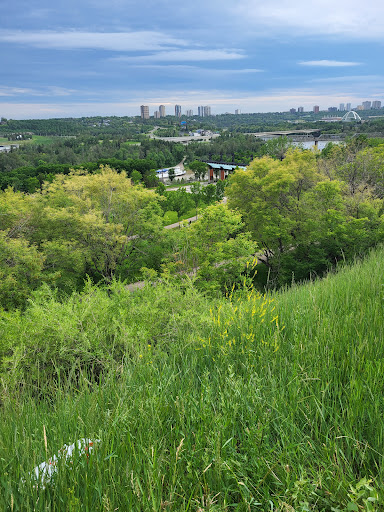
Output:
[[206, 162, 247, 182]]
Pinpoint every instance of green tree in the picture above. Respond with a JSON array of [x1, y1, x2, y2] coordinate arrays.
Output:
[[226, 150, 321, 285], [190, 182, 202, 219], [0, 234, 45, 309], [260, 136, 295, 160], [156, 181, 167, 197], [188, 161, 208, 181], [168, 168, 175, 182], [215, 180, 226, 201], [164, 204, 256, 294], [228, 148, 384, 287], [165, 188, 194, 221], [34, 166, 164, 283], [130, 169, 142, 184], [202, 184, 217, 205]]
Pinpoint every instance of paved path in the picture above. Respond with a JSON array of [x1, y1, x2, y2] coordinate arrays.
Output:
[[164, 215, 198, 230]]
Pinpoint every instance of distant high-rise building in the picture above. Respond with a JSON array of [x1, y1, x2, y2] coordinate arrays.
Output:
[[235, 109, 241, 115], [203, 106, 211, 116], [198, 106, 204, 116], [186, 109, 193, 116], [154, 111, 160, 119], [339, 103, 345, 111], [356, 105, 364, 111], [362, 101, 372, 110], [159, 105, 166, 117], [175, 105, 182, 117], [297, 106, 304, 113], [328, 107, 337, 112], [290, 108, 296, 114], [346, 103, 351, 111], [372, 100, 382, 109], [313, 105, 320, 114], [140, 105, 149, 120]]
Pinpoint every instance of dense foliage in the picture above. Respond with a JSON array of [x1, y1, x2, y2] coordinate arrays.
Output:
[[227, 143, 384, 287], [0, 136, 188, 191]]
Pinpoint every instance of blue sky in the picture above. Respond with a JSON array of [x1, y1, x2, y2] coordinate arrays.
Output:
[[1, 0, 383, 119]]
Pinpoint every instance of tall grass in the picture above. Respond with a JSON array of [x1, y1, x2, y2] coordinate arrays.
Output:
[[1, 249, 383, 510]]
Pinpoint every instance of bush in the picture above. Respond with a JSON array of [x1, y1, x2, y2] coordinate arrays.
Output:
[[0, 279, 213, 394]]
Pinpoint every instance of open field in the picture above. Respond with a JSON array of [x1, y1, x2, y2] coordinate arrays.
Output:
[[0, 135, 66, 146]]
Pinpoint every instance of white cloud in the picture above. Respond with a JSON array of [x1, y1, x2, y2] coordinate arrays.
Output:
[[0, 86, 35, 96], [0, 85, 77, 97], [113, 49, 245, 61], [132, 65, 261, 73], [232, 0, 384, 40], [0, 30, 187, 51], [308, 74, 383, 83], [127, 65, 263, 79], [299, 60, 361, 67]]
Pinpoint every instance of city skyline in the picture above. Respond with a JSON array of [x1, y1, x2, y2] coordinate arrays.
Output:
[[138, 100, 382, 118], [1, 0, 383, 119]]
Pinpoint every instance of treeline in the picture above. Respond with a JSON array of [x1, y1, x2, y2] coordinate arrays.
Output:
[[0, 117, 150, 137], [0, 136, 187, 191], [227, 139, 384, 288], [0, 135, 186, 171], [0, 158, 163, 192], [185, 133, 265, 164]]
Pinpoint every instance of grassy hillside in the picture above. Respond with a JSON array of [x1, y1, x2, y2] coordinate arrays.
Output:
[[1, 248, 383, 510]]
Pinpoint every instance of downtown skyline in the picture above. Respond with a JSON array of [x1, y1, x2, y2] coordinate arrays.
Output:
[[1, 0, 383, 119]]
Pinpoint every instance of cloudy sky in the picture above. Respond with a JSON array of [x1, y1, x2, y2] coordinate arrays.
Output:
[[1, 0, 383, 118]]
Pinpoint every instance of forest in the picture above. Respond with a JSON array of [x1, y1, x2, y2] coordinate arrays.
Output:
[[0, 118, 384, 509]]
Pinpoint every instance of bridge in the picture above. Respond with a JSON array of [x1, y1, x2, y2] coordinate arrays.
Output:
[[247, 129, 322, 139]]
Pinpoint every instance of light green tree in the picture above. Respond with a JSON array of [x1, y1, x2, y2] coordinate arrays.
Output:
[[164, 204, 256, 294], [0, 234, 45, 309], [190, 182, 202, 219]]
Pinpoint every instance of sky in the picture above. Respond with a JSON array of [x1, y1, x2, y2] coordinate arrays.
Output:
[[1, 0, 383, 119]]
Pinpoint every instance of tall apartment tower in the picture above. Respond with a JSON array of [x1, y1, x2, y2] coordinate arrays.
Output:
[[313, 105, 319, 113], [372, 101, 382, 109], [339, 103, 345, 111], [175, 105, 182, 117], [154, 111, 160, 119], [203, 106, 211, 116], [140, 105, 149, 119], [297, 106, 304, 113], [362, 101, 372, 110], [198, 106, 204, 116], [186, 109, 193, 116], [235, 109, 241, 115], [346, 103, 351, 111], [159, 105, 166, 117]]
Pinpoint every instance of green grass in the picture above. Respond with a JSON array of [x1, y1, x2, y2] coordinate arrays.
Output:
[[163, 208, 199, 225], [0, 135, 63, 146], [166, 181, 202, 189], [121, 140, 141, 146], [1, 249, 384, 510]]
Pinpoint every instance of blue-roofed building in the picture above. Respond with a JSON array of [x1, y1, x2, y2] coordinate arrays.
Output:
[[206, 162, 247, 182]]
